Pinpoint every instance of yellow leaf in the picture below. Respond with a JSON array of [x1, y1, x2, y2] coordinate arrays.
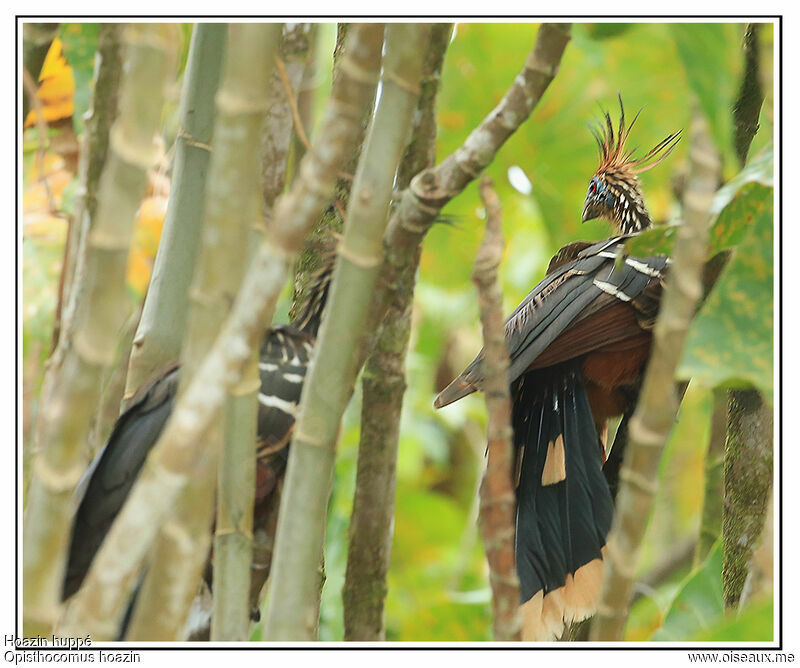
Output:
[[127, 195, 168, 295], [25, 37, 75, 128]]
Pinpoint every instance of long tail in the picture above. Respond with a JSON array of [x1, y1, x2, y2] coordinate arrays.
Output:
[[512, 360, 613, 641]]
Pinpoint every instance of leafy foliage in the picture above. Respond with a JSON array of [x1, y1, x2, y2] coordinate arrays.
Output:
[[669, 23, 738, 160], [652, 542, 725, 640], [21, 22, 774, 642], [679, 182, 774, 400], [652, 542, 772, 641], [59, 23, 98, 133]]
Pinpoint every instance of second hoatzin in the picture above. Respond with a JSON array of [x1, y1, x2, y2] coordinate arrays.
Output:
[[61, 255, 334, 624], [435, 99, 685, 640]]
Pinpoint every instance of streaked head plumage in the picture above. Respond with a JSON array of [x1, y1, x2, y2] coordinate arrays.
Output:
[[581, 94, 681, 234]]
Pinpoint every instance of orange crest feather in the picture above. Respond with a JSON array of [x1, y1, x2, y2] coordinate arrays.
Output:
[[590, 94, 681, 177]]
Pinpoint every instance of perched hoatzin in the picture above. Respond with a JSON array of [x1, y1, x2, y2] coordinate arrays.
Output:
[[435, 99, 685, 641], [61, 256, 334, 623]]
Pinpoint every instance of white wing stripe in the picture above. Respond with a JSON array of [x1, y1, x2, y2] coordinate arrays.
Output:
[[593, 279, 632, 302], [258, 393, 298, 415]]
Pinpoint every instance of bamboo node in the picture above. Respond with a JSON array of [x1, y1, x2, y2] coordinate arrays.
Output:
[[73, 331, 116, 367], [109, 125, 159, 171], [383, 69, 422, 96], [339, 243, 381, 269], [455, 150, 483, 179], [292, 427, 332, 451], [177, 126, 212, 152], [33, 457, 85, 493], [215, 89, 270, 115], [618, 467, 658, 496], [399, 217, 428, 234], [215, 527, 254, 540], [161, 518, 196, 553], [337, 56, 382, 86]]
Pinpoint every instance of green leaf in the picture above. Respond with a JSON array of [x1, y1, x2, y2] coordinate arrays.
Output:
[[60, 23, 99, 134], [711, 145, 773, 215], [679, 183, 773, 400], [626, 147, 772, 259], [651, 542, 724, 640], [585, 24, 632, 40], [669, 24, 735, 155], [625, 224, 680, 257], [693, 596, 773, 642]]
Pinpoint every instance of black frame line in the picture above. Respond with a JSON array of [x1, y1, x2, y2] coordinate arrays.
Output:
[[14, 13, 783, 652]]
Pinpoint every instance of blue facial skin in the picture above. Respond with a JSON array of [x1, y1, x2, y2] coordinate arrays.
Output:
[[582, 175, 617, 223], [589, 176, 616, 210]]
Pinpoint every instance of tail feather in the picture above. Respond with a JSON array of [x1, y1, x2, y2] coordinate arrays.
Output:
[[513, 361, 613, 641]]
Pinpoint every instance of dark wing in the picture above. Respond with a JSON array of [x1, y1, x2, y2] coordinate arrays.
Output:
[[63, 324, 317, 601], [434, 237, 668, 408], [63, 365, 180, 600], [254, 324, 315, 501]]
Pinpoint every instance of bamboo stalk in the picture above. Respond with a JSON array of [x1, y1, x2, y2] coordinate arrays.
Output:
[[262, 24, 314, 216], [363, 23, 571, 363], [290, 25, 319, 183], [342, 23, 451, 641], [57, 25, 124, 347], [60, 23, 383, 640], [264, 23, 431, 641], [589, 109, 720, 641], [23, 24, 170, 636], [122, 23, 226, 406], [124, 23, 280, 641], [473, 176, 521, 641], [289, 23, 375, 323]]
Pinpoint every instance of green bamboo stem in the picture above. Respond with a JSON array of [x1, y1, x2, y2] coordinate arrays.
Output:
[[122, 23, 226, 407], [363, 23, 571, 361], [289, 23, 375, 323], [23, 24, 170, 636], [263, 23, 431, 642], [60, 23, 383, 640], [342, 23, 451, 642], [211, 353, 260, 640], [124, 24, 280, 641], [589, 109, 720, 641]]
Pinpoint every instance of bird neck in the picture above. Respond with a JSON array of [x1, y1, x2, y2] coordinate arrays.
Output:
[[290, 264, 333, 338]]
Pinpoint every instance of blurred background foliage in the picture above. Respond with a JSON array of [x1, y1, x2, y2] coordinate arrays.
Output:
[[22, 21, 775, 642]]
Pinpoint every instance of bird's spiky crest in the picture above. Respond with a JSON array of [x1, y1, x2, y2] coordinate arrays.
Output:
[[590, 94, 681, 178]]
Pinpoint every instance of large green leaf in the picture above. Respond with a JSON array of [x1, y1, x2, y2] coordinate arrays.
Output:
[[625, 146, 772, 259], [651, 542, 724, 640], [693, 596, 773, 642], [669, 23, 737, 158], [679, 183, 773, 400]]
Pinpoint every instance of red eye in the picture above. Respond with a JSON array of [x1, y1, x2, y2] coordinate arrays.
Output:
[[589, 181, 596, 194]]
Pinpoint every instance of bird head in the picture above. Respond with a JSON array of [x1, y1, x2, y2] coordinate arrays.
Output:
[[581, 95, 681, 234]]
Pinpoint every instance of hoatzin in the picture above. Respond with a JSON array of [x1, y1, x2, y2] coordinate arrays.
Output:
[[435, 99, 685, 641], [61, 256, 334, 625]]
